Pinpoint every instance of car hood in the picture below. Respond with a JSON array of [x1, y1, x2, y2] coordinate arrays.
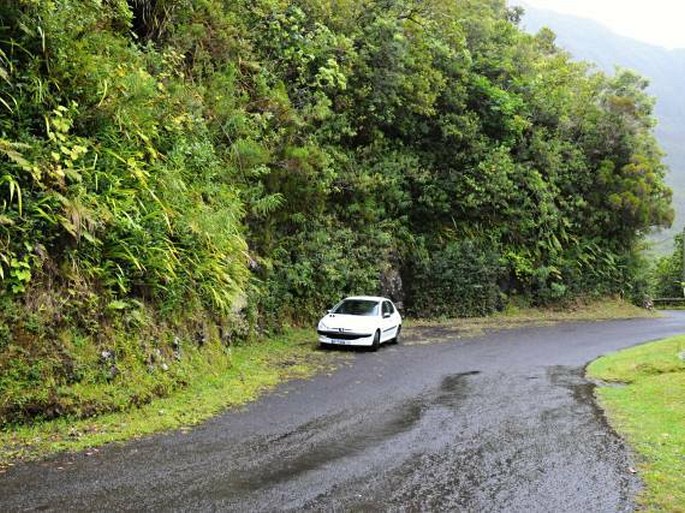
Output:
[[318, 314, 377, 332]]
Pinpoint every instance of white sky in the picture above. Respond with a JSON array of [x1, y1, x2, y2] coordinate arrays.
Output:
[[515, 0, 685, 49]]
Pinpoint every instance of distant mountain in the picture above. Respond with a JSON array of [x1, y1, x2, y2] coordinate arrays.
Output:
[[516, 4, 685, 250]]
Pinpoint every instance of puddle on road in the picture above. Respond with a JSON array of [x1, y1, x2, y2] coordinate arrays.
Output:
[[205, 367, 640, 511], [546, 366, 615, 432], [545, 365, 640, 504], [347, 366, 640, 512], [434, 371, 480, 408], [212, 399, 425, 498], [211, 371, 481, 501]]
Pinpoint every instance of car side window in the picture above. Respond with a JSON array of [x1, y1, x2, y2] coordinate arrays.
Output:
[[383, 301, 394, 316]]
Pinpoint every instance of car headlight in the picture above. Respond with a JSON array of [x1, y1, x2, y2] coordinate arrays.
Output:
[[318, 321, 328, 330]]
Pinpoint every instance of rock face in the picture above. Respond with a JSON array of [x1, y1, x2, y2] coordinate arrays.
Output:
[[380, 260, 404, 308]]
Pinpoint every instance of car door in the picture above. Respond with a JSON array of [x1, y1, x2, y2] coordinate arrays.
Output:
[[381, 301, 399, 342]]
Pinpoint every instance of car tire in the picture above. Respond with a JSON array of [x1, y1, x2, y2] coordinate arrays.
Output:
[[319, 342, 330, 350], [370, 330, 380, 352], [392, 325, 401, 344]]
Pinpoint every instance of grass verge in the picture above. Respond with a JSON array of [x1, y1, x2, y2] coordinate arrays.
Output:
[[587, 336, 685, 512], [0, 327, 334, 470]]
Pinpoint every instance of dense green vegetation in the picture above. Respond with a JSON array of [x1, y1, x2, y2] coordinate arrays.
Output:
[[522, 5, 685, 251], [0, 0, 673, 426], [653, 233, 685, 298], [588, 336, 685, 512]]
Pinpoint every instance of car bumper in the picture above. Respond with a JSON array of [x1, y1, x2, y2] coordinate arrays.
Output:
[[317, 331, 374, 346]]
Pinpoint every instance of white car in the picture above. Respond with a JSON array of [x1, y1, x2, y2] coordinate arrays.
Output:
[[317, 296, 402, 351]]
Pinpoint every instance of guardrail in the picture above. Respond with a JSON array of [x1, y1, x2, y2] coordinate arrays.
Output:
[[653, 298, 685, 307]]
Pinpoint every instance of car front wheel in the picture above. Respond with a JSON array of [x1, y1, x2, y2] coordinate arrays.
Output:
[[370, 330, 380, 352]]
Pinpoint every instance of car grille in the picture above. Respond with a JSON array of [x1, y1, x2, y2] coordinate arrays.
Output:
[[317, 330, 371, 340]]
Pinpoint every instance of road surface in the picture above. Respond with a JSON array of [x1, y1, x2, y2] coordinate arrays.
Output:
[[3, 312, 685, 512]]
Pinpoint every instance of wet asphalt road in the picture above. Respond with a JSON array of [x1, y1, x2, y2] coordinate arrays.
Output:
[[3, 312, 685, 512]]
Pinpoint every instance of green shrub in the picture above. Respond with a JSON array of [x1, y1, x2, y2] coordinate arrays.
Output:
[[407, 239, 505, 318]]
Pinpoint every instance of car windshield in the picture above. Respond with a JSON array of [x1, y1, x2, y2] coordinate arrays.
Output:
[[332, 299, 379, 316]]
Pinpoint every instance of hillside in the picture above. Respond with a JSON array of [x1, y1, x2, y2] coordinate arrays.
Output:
[[518, 4, 685, 248], [0, 0, 673, 426]]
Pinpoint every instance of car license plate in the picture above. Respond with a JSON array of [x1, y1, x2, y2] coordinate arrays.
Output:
[[331, 339, 349, 345]]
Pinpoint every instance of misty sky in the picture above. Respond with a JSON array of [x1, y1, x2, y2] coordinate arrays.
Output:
[[513, 0, 685, 49]]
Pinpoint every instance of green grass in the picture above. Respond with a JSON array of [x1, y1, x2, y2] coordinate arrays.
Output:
[[0, 327, 337, 470], [587, 336, 685, 512]]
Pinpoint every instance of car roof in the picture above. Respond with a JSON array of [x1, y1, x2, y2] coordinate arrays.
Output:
[[341, 296, 389, 302]]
